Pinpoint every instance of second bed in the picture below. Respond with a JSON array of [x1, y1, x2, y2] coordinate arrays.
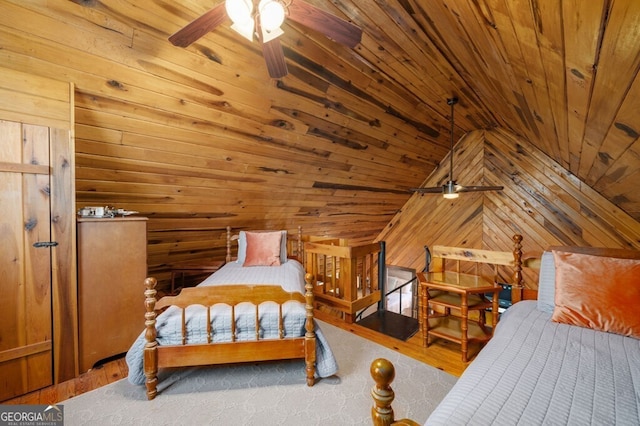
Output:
[[126, 229, 339, 400]]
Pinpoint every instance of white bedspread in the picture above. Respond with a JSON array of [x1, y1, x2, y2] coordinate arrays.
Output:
[[426, 301, 640, 425], [126, 260, 338, 385]]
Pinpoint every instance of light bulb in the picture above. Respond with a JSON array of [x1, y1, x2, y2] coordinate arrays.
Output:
[[226, 0, 255, 42], [226, 0, 253, 24], [259, 0, 285, 31], [442, 181, 459, 199]]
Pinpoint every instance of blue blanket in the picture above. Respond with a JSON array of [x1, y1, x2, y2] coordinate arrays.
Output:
[[426, 301, 640, 425], [126, 261, 339, 385]]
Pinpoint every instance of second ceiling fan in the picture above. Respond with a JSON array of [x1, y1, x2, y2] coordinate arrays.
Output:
[[411, 97, 503, 199], [169, 0, 363, 78]]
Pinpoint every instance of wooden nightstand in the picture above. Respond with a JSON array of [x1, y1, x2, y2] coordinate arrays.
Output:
[[417, 236, 523, 362], [170, 259, 225, 294], [418, 271, 502, 362]]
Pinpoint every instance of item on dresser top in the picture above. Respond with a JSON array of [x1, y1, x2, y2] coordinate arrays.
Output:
[[78, 206, 139, 217], [78, 206, 105, 217]]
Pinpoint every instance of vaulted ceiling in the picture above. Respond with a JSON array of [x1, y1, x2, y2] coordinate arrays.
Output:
[[2, 0, 639, 273], [281, 0, 639, 218], [82, 0, 639, 219]]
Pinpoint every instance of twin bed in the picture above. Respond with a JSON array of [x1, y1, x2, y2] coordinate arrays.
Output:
[[125, 228, 338, 400], [370, 246, 640, 425], [127, 227, 639, 424]]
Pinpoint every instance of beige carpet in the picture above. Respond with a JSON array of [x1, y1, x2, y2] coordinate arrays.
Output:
[[60, 321, 456, 425]]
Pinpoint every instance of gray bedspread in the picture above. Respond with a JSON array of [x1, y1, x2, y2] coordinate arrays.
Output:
[[126, 260, 338, 385], [426, 301, 640, 425]]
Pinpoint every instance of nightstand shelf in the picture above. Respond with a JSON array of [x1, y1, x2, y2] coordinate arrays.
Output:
[[428, 292, 489, 310], [427, 316, 492, 342], [419, 270, 502, 362]]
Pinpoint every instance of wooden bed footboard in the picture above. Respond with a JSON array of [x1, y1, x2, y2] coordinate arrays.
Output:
[[143, 274, 317, 400]]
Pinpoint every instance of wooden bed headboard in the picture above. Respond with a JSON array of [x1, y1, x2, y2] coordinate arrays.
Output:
[[548, 245, 640, 259], [224, 226, 304, 263], [427, 234, 524, 302], [517, 245, 640, 301]]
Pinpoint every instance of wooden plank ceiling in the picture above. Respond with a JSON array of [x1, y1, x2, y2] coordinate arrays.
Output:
[[1, 0, 638, 281]]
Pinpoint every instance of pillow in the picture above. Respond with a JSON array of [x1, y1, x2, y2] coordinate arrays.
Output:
[[242, 231, 283, 267], [551, 250, 640, 338], [237, 230, 287, 264], [538, 246, 640, 313], [536, 251, 556, 313]]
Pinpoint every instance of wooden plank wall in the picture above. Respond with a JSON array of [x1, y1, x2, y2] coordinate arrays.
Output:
[[378, 129, 640, 291], [410, 0, 640, 220], [0, 1, 436, 288], [1, 0, 639, 293]]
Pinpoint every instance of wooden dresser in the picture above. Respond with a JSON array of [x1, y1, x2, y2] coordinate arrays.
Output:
[[77, 216, 148, 372]]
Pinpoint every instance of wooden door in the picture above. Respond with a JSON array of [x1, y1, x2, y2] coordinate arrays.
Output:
[[0, 120, 54, 400]]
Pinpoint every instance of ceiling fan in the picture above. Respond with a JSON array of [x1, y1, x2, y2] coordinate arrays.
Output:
[[410, 97, 503, 199], [168, 0, 363, 78]]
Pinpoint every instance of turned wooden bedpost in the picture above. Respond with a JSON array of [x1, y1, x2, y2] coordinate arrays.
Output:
[[371, 358, 396, 426], [512, 234, 523, 303], [226, 226, 232, 263], [304, 272, 316, 386], [371, 358, 421, 426], [143, 277, 159, 400], [418, 275, 428, 348]]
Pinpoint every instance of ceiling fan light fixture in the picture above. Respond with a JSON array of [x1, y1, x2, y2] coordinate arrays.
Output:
[[259, 0, 286, 31], [230, 20, 256, 41], [226, 0, 255, 41], [258, 0, 285, 42], [260, 25, 284, 42], [409, 96, 502, 197], [442, 181, 459, 199], [170, 0, 363, 78], [226, 0, 253, 22]]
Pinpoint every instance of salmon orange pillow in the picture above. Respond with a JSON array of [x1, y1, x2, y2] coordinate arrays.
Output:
[[551, 250, 640, 339], [243, 231, 282, 267]]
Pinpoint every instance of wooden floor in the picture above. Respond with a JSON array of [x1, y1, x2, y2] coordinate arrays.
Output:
[[2, 353, 129, 405], [1, 311, 475, 405]]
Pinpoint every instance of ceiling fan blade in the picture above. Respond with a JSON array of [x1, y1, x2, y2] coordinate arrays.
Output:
[[169, 3, 228, 47], [457, 185, 504, 192], [262, 38, 288, 78], [287, 0, 362, 48], [410, 187, 443, 193]]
